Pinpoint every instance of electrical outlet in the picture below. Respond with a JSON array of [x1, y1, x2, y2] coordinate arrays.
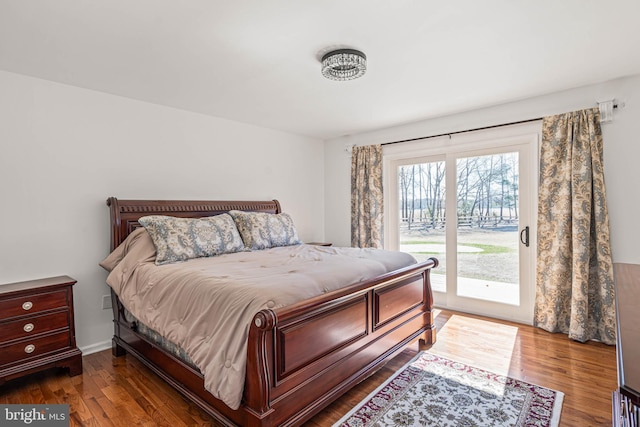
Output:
[[102, 294, 112, 310]]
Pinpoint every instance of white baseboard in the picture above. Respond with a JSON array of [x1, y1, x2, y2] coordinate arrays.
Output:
[[80, 340, 111, 356]]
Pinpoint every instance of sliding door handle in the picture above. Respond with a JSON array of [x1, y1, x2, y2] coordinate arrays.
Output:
[[520, 226, 530, 247]]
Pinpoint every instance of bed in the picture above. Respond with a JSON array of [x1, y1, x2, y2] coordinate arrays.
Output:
[[103, 197, 438, 427]]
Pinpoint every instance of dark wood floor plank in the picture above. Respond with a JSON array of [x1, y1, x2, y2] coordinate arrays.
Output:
[[122, 361, 204, 426], [83, 396, 117, 427]]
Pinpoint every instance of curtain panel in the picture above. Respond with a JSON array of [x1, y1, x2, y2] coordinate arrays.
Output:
[[534, 107, 616, 344], [351, 145, 384, 248]]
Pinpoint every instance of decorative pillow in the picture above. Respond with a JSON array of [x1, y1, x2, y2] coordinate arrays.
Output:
[[138, 214, 245, 265], [229, 210, 302, 250]]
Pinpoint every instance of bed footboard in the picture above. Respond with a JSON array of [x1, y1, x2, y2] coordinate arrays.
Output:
[[245, 257, 438, 427]]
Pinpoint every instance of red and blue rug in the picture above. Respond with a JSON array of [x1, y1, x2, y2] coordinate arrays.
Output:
[[334, 352, 564, 427]]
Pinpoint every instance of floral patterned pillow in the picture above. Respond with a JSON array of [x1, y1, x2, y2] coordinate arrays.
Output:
[[229, 210, 302, 250], [138, 214, 245, 265]]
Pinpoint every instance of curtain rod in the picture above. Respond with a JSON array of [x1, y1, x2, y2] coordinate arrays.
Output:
[[380, 117, 543, 146], [381, 102, 618, 147]]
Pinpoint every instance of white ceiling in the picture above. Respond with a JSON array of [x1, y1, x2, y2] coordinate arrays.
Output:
[[2, 1, 640, 139]]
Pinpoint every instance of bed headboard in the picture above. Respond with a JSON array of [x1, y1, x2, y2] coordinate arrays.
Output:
[[106, 197, 282, 251]]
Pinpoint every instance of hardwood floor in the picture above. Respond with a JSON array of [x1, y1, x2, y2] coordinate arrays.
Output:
[[0, 309, 616, 426]]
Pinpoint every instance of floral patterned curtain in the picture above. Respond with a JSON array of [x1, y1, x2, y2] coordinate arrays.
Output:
[[351, 145, 384, 248], [535, 108, 616, 344]]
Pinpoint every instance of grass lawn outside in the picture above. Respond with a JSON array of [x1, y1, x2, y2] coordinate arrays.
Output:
[[399, 224, 519, 285]]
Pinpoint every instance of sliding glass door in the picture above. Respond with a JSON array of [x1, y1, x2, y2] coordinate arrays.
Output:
[[386, 130, 537, 323], [454, 152, 521, 306]]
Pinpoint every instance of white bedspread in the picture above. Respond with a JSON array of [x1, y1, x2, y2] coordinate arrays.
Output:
[[101, 229, 416, 410]]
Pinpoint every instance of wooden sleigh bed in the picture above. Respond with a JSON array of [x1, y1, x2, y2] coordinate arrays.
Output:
[[105, 197, 438, 427]]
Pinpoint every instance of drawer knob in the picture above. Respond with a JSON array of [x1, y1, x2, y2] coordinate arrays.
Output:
[[24, 344, 36, 354], [22, 301, 33, 311], [23, 323, 35, 333]]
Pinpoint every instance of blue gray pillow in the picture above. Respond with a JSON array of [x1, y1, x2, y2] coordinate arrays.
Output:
[[229, 210, 302, 250], [138, 213, 245, 265]]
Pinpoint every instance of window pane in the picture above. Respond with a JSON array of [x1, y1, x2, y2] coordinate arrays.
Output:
[[455, 153, 519, 305], [397, 161, 446, 293]]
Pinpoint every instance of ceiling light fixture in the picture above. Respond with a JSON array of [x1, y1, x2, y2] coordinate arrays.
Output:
[[321, 49, 367, 81]]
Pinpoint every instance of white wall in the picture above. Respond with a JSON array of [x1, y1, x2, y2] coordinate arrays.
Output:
[[0, 70, 325, 353], [325, 74, 640, 265]]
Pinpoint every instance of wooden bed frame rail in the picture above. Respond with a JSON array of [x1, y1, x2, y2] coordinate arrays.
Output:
[[106, 197, 437, 427]]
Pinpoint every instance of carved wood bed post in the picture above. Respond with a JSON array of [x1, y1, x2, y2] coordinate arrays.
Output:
[[106, 197, 127, 357], [245, 310, 277, 424], [420, 258, 438, 348], [106, 197, 121, 252]]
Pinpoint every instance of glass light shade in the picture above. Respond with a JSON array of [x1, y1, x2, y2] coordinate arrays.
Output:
[[321, 49, 366, 81]]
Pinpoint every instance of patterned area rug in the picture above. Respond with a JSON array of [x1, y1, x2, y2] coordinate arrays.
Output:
[[334, 352, 564, 427]]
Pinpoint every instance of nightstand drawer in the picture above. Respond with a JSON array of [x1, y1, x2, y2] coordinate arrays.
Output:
[[0, 330, 71, 367], [0, 290, 67, 321], [0, 311, 69, 343]]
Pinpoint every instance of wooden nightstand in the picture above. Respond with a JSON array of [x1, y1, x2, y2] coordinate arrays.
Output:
[[305, 242, 333, 246], [0, 275, 82, 385]]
